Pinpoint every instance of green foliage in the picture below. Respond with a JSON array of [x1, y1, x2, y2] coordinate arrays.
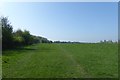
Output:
[[14, 36, 24, 43], [13, 36, 24, 46], [22, 30, 31, 45], [31, 36, 40, 44], [1, 17, 13, 49], [13, 29, 43, 46]]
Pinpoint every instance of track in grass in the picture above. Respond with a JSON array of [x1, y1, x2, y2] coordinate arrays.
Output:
[[2, 43, 118, 78]]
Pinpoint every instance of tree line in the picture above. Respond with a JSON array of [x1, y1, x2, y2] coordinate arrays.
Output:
[[54, 40, 117, 44], [0, 17, 52, 50], [0, 16, 117, 50]]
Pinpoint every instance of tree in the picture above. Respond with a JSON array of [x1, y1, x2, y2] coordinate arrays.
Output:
[[1, 17, 13, 49], [13, 29, 41, 46], [14, 29, 23, 36], [103, 40, 107, 43], [107, 40, 113, 43], [41, 37, 49, 43], [13, 29, 25, 46], [100, 40, 103, 43], [21, 30, 31, 45], [31, 36, 40, 44]]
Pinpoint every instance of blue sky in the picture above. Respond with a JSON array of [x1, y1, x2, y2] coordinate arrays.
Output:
[[1, 2, 118, 42]]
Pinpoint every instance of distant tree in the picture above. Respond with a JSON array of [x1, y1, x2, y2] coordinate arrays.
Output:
[[100, 40, 103, 43], [13, 29, 25, 46], [49, 40, 53, 43], [41, 38, 49, 43], [29, 35, 40, 44], [54, 41, 60, 43], [37, 36, 42, 43], [104, 40, 107, 43], [22, 30, 31, 45], [107, 40, 113, 43]]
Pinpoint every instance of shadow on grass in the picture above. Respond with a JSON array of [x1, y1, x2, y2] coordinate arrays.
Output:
[[12, 47, 37, 51], [2, 47, 38, 56]]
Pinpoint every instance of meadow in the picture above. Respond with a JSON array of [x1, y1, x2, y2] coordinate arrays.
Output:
[[2, 43, 118, 78]]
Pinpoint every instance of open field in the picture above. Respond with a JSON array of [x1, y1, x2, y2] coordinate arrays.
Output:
[[2, 43, 118, 78]]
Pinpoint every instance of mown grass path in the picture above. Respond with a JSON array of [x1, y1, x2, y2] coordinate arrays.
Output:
[[2, 43, 118, 78], [57, 44, 90, 78]]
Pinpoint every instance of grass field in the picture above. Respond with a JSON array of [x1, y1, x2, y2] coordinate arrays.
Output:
[[2, 43, 118, 78]]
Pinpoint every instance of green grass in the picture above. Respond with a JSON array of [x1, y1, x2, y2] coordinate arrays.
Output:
[[2, 43, 118, 78]]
